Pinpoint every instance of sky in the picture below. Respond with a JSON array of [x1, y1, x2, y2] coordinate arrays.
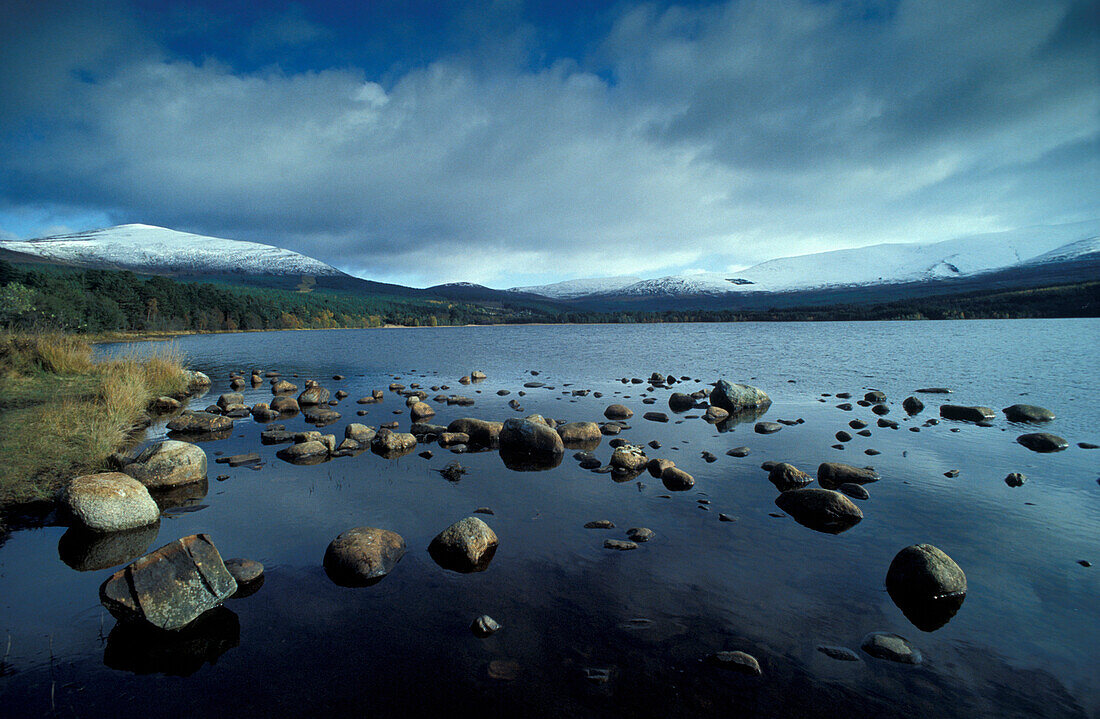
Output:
[[0, 0, 1096, 288]]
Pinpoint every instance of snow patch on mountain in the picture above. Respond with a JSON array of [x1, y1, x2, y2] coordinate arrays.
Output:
[[508, 275, 642, 299], [512, 221, 1100, 299], [0, 224, 346, 277]]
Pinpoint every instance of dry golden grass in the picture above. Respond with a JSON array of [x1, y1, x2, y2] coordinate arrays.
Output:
[[0, 332, 190, 509]]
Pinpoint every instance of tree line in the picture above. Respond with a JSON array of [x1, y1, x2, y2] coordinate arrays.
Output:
[[1, 260, 1094, 334]]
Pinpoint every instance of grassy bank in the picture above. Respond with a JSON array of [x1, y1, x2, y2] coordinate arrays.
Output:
[[0, 332, 190, 512]]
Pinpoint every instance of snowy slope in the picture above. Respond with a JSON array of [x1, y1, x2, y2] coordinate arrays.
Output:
[[0, 224, 346, 277], [509, 275, 642, 299], [510, 221, 1100, 298]]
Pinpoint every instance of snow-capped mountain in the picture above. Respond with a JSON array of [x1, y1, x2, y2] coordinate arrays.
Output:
[[509, 275, 642, 300], [0, 224, 346, 277], [508, 221, 1100, 299]]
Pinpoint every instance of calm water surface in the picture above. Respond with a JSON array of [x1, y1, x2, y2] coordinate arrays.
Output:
[[1, 320, 1098, 717]]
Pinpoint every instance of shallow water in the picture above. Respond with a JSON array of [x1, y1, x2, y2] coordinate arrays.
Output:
[[2, 320, 1098, 717]]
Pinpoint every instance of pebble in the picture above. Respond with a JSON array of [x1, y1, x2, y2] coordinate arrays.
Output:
[[705, 651, 762, 676], [584, 520, 616, 529], [471, 615, 502, 638], [816, 645, 861, 661], [727, 447, 751, 457], [604, 539, 638, 551], [718, 513, 736, 522], [626, 527, 654, 542]]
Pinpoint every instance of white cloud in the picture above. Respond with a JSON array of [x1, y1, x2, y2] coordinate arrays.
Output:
[[0, 0, 1096, 287]]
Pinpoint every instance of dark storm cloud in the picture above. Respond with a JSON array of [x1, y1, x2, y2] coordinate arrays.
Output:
[[0, 0, 1095, 286]]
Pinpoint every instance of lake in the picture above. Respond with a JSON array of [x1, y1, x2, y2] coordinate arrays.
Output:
[[1, 320, 1098, 718]]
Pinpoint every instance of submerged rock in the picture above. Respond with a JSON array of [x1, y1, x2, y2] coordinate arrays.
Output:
[[768, 462, 813, 491], [604, 404, 633, 420], [817, 463, 879, 489], [1016, 432, 1068, 453], [1002, 404, 1055, 422], [902, 396, 924, 415], [939, 405, 995, 422], [323, 527, 406, 586], [754, 422, 783, 434], [860, 632, 922, 664], [99, 533, 237, 631], [705, 651, 762, 676], [774, 488, 863, 534], [886, 544, 967, 631], [428, 517, 498, 572], [471, 615, 502, 638]]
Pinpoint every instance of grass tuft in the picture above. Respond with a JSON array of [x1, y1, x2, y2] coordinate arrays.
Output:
[[0, 331, 191, 511]]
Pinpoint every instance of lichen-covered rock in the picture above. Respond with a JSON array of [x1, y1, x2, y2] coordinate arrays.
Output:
[[768, 462, 813, 491], [428, 517, 498, 572], [344, 423, 377, 444], [298, 384, 331, 406], [99, 533, 237, 630], [610, 444, 648, 471], [62, 473, 160, 533], [122, 440, 207, 489], [710, 380, 771, 413], [166, 411, 233, 434]]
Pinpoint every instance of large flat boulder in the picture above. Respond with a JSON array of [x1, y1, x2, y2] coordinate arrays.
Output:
[[122, 440, 207, 489], [99, 533, 237, 630], [166, 411, 233, 434]]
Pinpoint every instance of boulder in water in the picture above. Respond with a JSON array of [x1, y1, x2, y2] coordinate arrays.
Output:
[[99, 533, 237, 630]]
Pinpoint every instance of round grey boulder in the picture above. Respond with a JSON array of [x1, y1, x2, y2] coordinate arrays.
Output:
[[62, 473, 160, 533], [122, 440, 207, 489]]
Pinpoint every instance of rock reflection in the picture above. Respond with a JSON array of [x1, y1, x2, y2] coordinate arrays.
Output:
[[149, 478, 209, 513], [167, 429, 233, 443], [890, 593, 966, 632], [58, 522, 161, 572], [103, 607, 239, 677], [499, 449, 563, 472], [715, 406, 770, 432]]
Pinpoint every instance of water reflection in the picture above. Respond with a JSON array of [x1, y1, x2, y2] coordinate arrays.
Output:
[[150, 478, 209, 513], [103, 607, 240, 676], [58, 522, 161, 572], [498, 449, 563, 472]]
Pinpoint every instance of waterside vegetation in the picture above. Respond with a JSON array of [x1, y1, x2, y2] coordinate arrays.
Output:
[[0, 332, 191, 512]]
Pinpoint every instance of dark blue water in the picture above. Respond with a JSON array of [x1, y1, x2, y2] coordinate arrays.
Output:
[[2, 321, 1098, 717]]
